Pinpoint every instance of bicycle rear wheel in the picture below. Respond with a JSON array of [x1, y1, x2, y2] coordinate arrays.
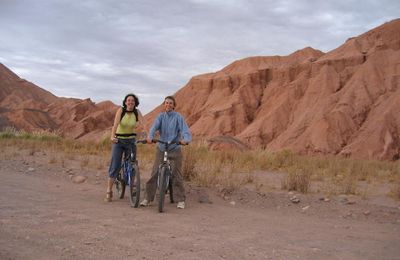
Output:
[[115, 169, 126, 199], [129, 163, 141, 208], [158, 166, 169, 213]]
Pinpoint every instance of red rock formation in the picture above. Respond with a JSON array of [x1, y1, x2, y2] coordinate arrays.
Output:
[[0, 63, 118, 140], [145, 19, 400, 160], [1, 19, 399, 160]]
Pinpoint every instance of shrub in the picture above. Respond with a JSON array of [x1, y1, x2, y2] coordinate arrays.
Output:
[[281, 166, 311, 193]]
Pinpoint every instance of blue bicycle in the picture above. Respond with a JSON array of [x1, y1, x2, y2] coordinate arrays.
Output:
[[115, 140, 146, 208]]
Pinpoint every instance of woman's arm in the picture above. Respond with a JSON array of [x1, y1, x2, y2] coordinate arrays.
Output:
[[110, 107, 122, 143]]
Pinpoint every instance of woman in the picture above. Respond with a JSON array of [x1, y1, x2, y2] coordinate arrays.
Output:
[[105, 93, 145, 202]]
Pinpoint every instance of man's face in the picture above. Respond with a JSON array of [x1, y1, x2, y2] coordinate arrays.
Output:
[[164, 98, 175, 112]]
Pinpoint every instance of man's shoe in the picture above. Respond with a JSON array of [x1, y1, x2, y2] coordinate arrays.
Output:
[[177, 201, 185, 209], [140, 199, 150, 207]]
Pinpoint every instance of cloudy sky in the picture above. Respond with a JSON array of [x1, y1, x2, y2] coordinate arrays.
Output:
[[0, 0, 398, 113]]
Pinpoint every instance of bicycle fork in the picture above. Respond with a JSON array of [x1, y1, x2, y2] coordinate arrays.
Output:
[[157, 151, 171, 191]]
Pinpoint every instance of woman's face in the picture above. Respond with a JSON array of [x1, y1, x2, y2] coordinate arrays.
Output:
[[125, 96, 135, 110]]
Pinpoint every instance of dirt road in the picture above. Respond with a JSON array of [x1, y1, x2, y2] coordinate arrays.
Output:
[[1, 152, 400, 260]]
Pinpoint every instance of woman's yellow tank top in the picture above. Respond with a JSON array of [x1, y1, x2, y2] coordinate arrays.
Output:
[[116, 112, 137, 139]]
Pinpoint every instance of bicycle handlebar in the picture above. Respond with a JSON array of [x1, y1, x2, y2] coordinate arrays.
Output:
[[151, 139, 188, 145], [136, 140, 147, 144]]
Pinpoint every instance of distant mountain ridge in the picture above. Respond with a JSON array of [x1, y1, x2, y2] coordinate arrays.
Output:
[[0, 63, 118, 140]]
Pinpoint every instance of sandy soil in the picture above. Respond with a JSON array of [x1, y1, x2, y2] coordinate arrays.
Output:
[[1, 148, 400, 260]]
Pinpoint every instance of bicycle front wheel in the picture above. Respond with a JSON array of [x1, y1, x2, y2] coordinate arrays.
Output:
[[168, 178, 174, 204], [129, 163, 141, 208], [115, 171, 126, 199], [158, 166, 169, 213]]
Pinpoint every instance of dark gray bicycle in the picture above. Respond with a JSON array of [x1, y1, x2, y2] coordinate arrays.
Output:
[[152, 139, 186, 213]]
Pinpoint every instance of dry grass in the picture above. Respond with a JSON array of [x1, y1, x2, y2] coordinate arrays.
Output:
[[389, 161, 400, 200], [281, 166, 311, 193], [391, 178, 400, 200], [1, 130, 399, 197]]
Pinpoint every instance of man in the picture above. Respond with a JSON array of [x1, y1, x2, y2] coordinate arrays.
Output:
[[140, 96, 192, 209]]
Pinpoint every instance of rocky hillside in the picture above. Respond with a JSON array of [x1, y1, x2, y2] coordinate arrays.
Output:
[[146, 19, 400, 160], [2, 19, 399, 160], [0, 64, 118, 140]]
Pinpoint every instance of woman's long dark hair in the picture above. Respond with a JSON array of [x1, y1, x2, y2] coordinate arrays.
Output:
[[122, 93, 139, 121]]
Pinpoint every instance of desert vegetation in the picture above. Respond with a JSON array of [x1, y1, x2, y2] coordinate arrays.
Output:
[[1, 127, 399, 199]]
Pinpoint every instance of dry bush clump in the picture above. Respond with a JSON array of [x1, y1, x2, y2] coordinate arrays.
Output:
[[389, 161, 400, 200], [182, 145, 197, 181], [271, 149, 296, 170], [391, 178, 400, 200], [281, 166, 311, 193]]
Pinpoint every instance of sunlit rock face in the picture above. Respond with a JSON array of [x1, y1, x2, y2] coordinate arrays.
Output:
[[145, 19, 400, 160]]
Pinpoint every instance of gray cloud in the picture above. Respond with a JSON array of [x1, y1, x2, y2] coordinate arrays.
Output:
[[0, 0, 398, 113]]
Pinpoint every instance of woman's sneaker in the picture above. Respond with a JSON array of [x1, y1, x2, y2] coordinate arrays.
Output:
[[177, 201, 185, 209], [104, 191, 113, 202]]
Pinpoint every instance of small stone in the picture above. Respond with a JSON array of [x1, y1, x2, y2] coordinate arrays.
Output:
[[230, 201, 236, 206], [302, 205, 310, 211], [363, 210, 371, 216], [343, 212, 354, 218], [72, 175, 87, 184], [290, 196, 300, 203]]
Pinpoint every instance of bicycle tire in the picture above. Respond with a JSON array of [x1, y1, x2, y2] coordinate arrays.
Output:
[[129, 163, 141, 208], [158, 166, 168, 213], [168, 179, 174, 203], [115, 170, 126, 199]]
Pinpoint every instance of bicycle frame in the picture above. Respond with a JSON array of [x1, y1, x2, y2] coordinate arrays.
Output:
[[157, 150, 172, 191], [122, 149, 136, 186]]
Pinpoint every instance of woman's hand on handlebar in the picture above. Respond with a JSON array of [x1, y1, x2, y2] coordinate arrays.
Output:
[[146, 137, 153, 144]]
